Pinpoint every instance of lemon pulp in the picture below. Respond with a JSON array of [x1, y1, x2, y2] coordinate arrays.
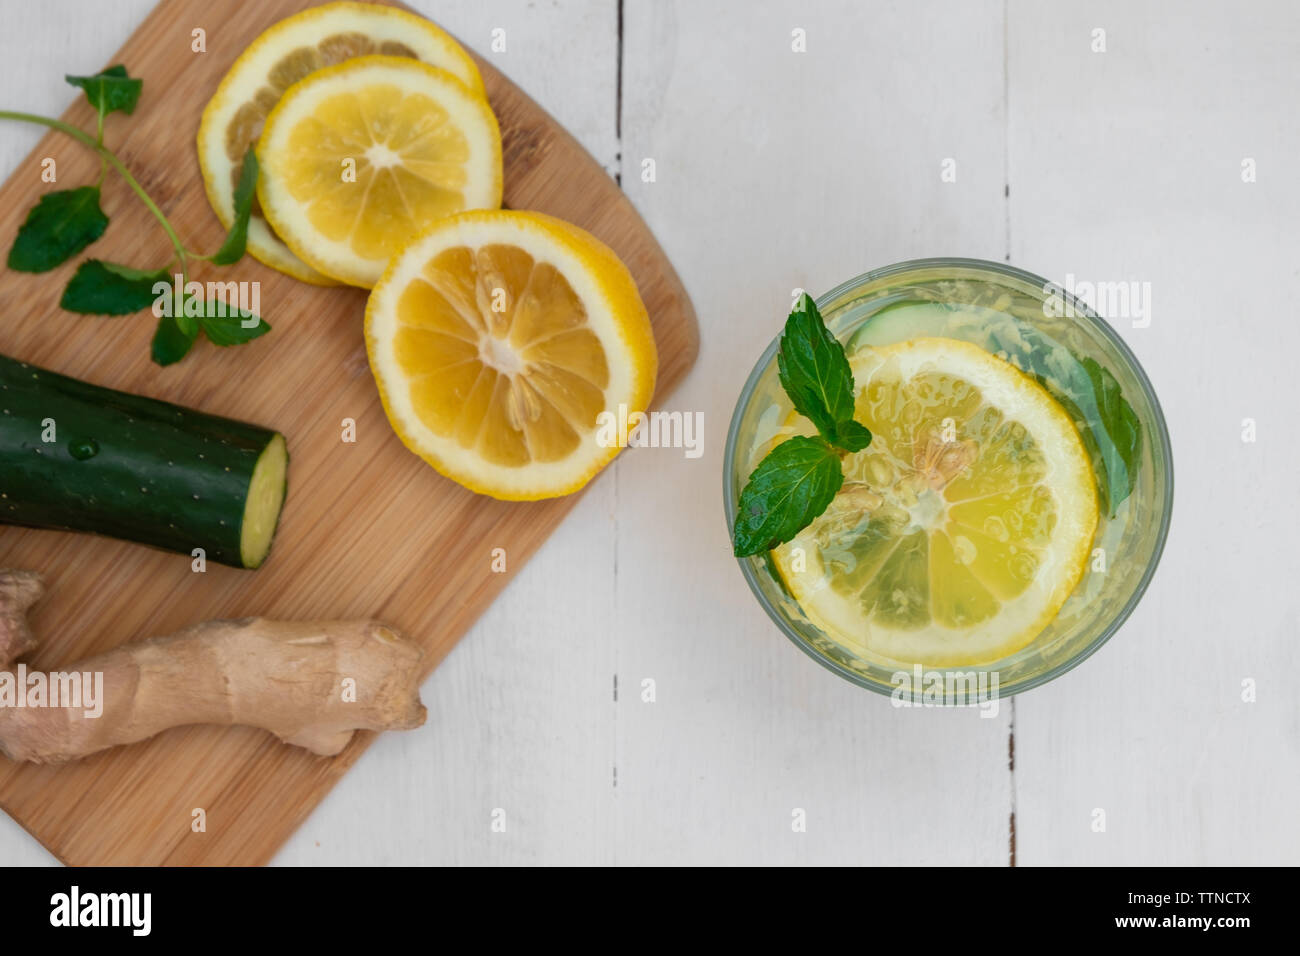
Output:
[[283, 83, 471, 259], [365, 210, 657, 500], [396, 244, 610, 466], [257, 56, 502, 288]]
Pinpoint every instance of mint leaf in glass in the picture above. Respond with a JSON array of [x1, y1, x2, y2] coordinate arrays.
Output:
[[1081, 357, 1141, 514], [777, 292, 860, 446], [831, 418, 872, 453], [732, 436, 845, 557]]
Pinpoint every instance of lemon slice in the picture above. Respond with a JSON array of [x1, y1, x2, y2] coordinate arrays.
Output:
[[197, 1, 486, 285], [256, 55, 502, 288], [772, 337, 1098, 667], [365, 210, 658, 500]]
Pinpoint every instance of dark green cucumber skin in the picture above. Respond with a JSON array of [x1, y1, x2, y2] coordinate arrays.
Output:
[[0, 354, 284, 568]]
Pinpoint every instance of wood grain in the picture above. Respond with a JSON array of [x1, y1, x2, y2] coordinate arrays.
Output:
[[0, 0, 697, 866]]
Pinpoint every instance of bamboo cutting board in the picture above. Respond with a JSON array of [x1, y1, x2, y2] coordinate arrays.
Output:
[[0, 0, 697, 865]]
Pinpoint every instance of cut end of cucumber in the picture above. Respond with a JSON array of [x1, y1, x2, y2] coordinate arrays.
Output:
[[239, 433, 288, 569]]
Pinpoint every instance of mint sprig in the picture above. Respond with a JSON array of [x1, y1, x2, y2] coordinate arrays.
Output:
[[2, 68, 266, 365], [732, 293, 872, 557]]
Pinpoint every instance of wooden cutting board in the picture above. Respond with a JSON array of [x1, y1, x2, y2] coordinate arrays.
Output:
[[0, 0, 696, 865]]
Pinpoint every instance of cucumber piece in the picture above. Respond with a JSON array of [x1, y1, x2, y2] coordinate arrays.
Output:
[[240, 434, 288, 567], [846, 301, 957, 352], [0, 354, 287, 569]]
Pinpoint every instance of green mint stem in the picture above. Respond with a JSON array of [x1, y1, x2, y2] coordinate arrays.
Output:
[[0, 109, 192, 279], [95, 108, 107, 186]]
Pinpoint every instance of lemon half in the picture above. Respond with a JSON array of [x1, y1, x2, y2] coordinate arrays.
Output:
[[772, 337, 1098, 667], [365, 210, 658, 500], [198, 1, 485, 284]]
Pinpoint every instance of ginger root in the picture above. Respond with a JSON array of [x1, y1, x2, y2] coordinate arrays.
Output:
[[0, 570, 43, 667], [0, 569, 426, 764]]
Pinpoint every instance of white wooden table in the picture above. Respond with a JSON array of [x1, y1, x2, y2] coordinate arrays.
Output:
[[1, 0, 1296, 866]]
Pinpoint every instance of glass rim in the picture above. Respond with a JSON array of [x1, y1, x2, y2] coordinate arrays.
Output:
[[722, 256, 1176, 699]]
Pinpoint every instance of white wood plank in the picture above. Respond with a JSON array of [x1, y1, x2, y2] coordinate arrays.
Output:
[[1007, 0, 1300, 864], [614, 0, 1013, 864], [0, 0, 155, 176]]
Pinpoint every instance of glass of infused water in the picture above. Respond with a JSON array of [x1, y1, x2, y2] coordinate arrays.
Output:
[[723, 258, 1173, 702]]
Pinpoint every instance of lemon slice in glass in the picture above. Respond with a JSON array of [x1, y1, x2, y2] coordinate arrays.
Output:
[[256, 55, 502, 288], [365, 210, 658, 500], [772, 337, 1098, 666]]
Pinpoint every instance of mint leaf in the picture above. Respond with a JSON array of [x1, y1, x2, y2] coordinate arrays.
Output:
[[777, 293, 869, 452], [732, 436, 844, 557], [7, 186, 108, 272], [211, 147, 258, 265], [66, 65, 142, 117], [175, 301, 198, 338], [992, 323, 1143, 517], [151, 313, 197, 366], [831, 419, 873, 453], [60, 259, 169, 315], [1081, 357, 1141, 515], [198, 299, 270, 346]]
